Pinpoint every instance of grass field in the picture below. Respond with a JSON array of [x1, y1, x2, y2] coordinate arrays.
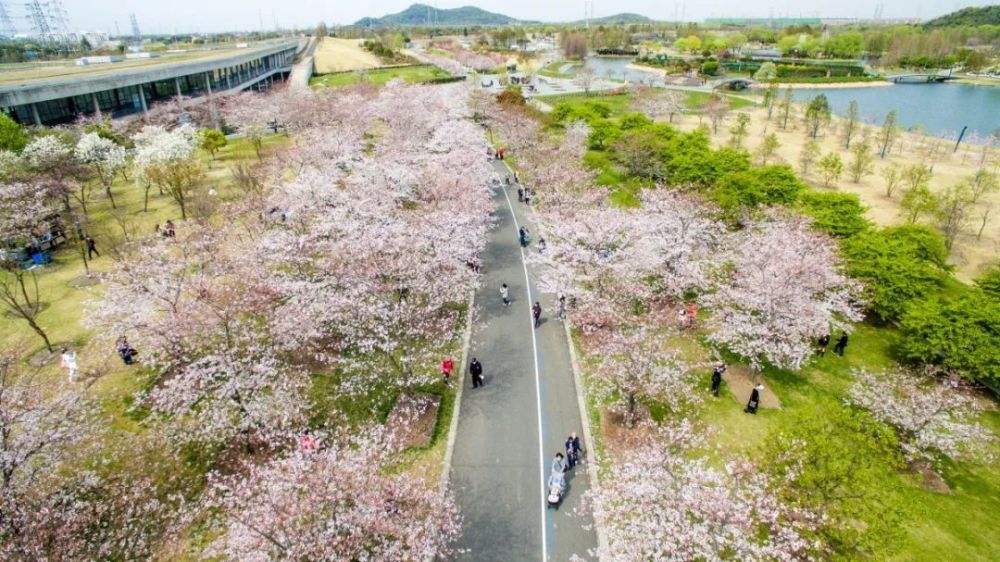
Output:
[[311, 65, 450, 89], [313, 37, 382, 74], [537, 89, 754, 117], [538, 60, 583, 79]]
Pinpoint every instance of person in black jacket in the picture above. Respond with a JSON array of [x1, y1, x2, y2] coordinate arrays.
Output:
[[710, 363, 726, 397], [833, 332, 849, 357], [745, 384, 763, 414], [470, 358, 484, 388], [817, 334, 830, 356]]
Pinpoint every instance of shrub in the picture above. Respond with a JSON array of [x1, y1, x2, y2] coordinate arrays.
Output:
[[798, 191, 872, 238], [898, 290, 1000, 382], [842, 225, 950, 322]]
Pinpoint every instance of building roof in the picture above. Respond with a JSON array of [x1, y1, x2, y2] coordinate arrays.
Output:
[[0, 41, 300, 107]]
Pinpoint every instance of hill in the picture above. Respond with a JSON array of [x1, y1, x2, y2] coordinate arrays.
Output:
[[355, 3, 524, 27], [582, 13, 653, 25], [924, 5, 1000, 27]]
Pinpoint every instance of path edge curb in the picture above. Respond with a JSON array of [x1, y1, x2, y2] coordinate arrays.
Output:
[[440, 289, 476, 492], [564, 315, 610, 561]]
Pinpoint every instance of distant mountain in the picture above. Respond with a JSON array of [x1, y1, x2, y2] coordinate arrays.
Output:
[[924, 5, 1000, 27], [354, 3, 525, 27], [582, 13, 654, 25]]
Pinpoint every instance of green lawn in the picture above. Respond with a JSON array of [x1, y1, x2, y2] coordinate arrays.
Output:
[[538, 60, 582, 79], [310, 65, 451, 89], [537, 89, 754, 118]]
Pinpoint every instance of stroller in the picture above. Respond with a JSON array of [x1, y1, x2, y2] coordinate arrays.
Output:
[[546, 470, 565, 508]]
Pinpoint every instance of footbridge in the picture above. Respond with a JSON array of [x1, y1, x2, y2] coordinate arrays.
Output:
[[887, 73, 959, 83]]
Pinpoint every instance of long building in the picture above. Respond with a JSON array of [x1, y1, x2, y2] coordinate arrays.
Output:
[[0, 40, 301, 126]]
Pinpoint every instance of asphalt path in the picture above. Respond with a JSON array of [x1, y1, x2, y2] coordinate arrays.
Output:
[[450, 160, 598, 561]]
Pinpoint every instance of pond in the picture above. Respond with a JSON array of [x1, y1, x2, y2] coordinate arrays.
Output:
[[792, 83, 1000, 141], [582, 55, 665, 85]]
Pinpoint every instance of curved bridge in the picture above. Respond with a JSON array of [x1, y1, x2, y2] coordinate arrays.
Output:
[[711, 77, 753, 91], [887, 73, 959, 83]]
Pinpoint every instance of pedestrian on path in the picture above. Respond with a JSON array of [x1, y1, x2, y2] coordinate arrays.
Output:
[[565, 433, 581, 468], [470, 358, 484, 388], [817, 334, 830, 356], [711, 362, 726, 397], [441, 357, 454, 384], [551, 452, 566, 475], [833, 332, 849, 356], [86, 235, 99, 259], [518, 187, 524, 202], [514, 170, 519, 183], [60, 348, 78, 382], [745, 384, 763, 414], [500, 283, 510, 306], [532, 301, 542, 328], [557, 293, 566, 321], [519, 226, 530, 248]]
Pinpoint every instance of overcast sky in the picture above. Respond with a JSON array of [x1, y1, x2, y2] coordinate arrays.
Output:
[[44, 0, 997, 34]]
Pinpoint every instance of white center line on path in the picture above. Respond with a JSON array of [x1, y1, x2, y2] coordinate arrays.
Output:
[[499, 168, 548, 562]]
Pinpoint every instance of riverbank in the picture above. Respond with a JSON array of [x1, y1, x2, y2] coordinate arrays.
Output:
[[754, 80, 894, 89], [626, 62, 666, 76]]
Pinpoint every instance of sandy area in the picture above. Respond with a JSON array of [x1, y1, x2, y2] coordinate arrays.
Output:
[[313, 38, 381, 74], [667, 103, 1000, 281]]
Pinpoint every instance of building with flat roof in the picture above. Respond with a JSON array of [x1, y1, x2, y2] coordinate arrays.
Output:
[[0, 40, 301, 126]]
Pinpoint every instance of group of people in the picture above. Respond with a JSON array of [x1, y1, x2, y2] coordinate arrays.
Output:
[[115, 335, 138, 366], [708, 362, 764, 413], [817, 332, 849, 357], [548, 433, 583, 503], [487, 147, 507, 160], [154, 220, 177, 239], [517, 186, 535, 206]]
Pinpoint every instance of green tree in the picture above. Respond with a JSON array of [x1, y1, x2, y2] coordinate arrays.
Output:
[[968, 169, 999, 204], [848, 141, 876, 183], [754, 132, 780, 165], [763, 405, 907, 559], [779, 87, 793, 130], [881, 164, 902, 198], [762, 82, 779, 120], [975, 265, 1000, 297], [899, 290, 1000, 382], [842, 100, 859, 149], [754, 61, 778, 81], [935, 182, 974, 250], [198, 129, 227, 160], [804, 94, 831, 138], [843, 225, 950, 322], [728, 113, 751, 149], [900, 184, 938, 224], [902, 163, 932, 191], [818, 152, 843, 186], [0, 113, 28, 152], [799, 138, 820, 175], [878, 110, 898, 158], [798, 191, 872, 238]]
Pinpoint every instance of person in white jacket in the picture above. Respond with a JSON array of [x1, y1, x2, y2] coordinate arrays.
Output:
[[60, 349, 78, 382]]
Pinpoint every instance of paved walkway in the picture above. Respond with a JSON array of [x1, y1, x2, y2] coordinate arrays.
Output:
[[449, 160, 598, 561]]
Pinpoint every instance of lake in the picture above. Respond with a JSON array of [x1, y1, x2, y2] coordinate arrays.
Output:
[[792, 83, 1000, 141], [583, 55, 664, 85]]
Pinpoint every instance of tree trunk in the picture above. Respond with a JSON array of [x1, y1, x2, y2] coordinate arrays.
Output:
[[104, 181, 117, 209]]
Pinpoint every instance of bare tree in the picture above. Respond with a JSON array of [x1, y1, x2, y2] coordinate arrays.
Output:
[[575, 66, 597, 95], [0, 268, 52, 352]]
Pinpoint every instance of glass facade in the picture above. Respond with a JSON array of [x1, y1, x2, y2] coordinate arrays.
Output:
[[3, 47, 295, 126]]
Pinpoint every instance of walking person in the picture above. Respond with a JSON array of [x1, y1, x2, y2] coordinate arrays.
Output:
[[565, 433, 581, 468], [557, 293, 567, 321], [470, 358, 484, 388], [710, 362, 726, 397], [60, 348, 78, 382], [833, 332, 849, 357], [518, 187, 524, 202], [551, 452, 566, 475], [85, 235, 99, 259], [532, 301, 542, 329], [500, 283, 510, 306], [440, 357, 454, 385], [514, 170, 519, 183], [519, 226, 530, 248], [537, 237, 546, 252], [817, 334, 830, 356], [745, 384, 763, 414]]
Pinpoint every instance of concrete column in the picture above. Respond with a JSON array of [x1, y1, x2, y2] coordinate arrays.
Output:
[[92, 93, 102, 117], [205, 72, 212, 95], [30, 103, 42, 126], [225, 67, 232, 89], [174, 77, 185, 108], [138, 85, 148, 113]]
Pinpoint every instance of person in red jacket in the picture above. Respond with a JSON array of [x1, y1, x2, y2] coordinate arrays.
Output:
[[441, 357, 455, 384]]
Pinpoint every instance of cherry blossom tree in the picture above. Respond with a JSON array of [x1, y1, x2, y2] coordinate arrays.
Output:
[[848, 368, 996, 462], [631, 87, 685, 123], [75, 132, 127, 210], [586, 422, 816, 561], [22, 135, 81, 211], [701, 217, 863, 371], [208, 429, 460, 561], [132, 125, 202, 217], [591, 324, 692, 427]]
